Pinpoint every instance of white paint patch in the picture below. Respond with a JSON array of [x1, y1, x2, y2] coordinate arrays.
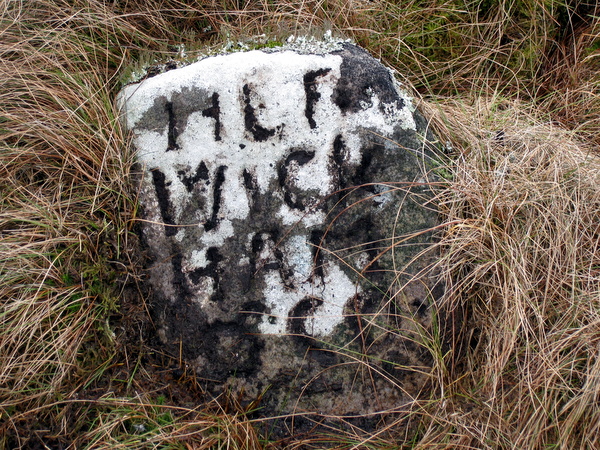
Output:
[[189, 249, 209, 269], [259, 235, 358, 336], [200, 220, 234, 247]]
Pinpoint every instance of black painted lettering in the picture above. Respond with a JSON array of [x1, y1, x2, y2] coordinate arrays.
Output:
[[189, 246, 223, 302], [288, 297, 323, 338], [165, 101, 179, 151], [309, 229, 325, 280], [151, 169, 178, 236], [277, 149, 316, 211], [242, 84, 276, 142], [204, 165, 227, 231], [303, 68, 331, 129], [202, 92, 222, 141], [178, 161, 210, 192]]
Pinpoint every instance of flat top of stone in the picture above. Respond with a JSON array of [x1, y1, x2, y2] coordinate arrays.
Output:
[[121, 31, 358, 85]]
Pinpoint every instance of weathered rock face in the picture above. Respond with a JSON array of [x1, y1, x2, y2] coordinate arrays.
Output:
[[118, 42, 442, 432]]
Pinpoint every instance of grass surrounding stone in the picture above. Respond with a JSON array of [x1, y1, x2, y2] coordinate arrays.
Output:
[[1, 0, 599, 448]]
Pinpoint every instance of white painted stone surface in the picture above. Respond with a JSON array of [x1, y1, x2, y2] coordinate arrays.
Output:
[[118, 46, 418, 336]]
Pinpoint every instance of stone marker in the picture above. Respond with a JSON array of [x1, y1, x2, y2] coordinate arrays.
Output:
[[118, 39, 442, 433]]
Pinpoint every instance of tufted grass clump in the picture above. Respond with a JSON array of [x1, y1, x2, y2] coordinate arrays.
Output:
[[411, 96, 600, 448], [0, 0, 145, 445], [1, 0, 600, 448]]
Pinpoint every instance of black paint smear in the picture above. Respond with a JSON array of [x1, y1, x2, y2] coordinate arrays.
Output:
[[309, 230, 325, 280], [346, 217, 379, 262], [240, 301, 266, 315], [204, 165, 227, 232], [239, 301, 267, 327], [165, 101, 179, 151], [344, 293, 375, 348], [332, 135, 345, 166], [354, 146, 374, 183], [283, 192, 300, 211], [287, 297, 328, 354], [249, 230, 287, 281], [242, 168, 260, 210], [151, 169, 178, 236], [202, 92, 222, 141], [251, 232, 265, 254], [303, 68, 331, 129], [351, 143, 385, 198], [288, 297, 324, 338], [242, 84, 276, 142], [278, 150, 316, 186], [188, 246, 223, 302], [242, 169, 254, 191], [277, 149, 316, 211], [331, 134, 347, 191], [274, 247, 295, 289], [178, 161, 209, 192]]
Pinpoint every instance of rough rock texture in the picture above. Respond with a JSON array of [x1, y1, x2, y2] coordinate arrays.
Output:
[[118, 42, 442, 433]]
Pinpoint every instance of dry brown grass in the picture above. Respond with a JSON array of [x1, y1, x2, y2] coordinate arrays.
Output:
[[2, 0, 600, 448], [416, 96, 600, 448], [0, 0, 144, 443]]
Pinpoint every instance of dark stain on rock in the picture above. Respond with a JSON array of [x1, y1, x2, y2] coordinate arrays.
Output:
[[382, 350, 410, 377], [202, 92, 222, 141], [188, 321, 264, 379], [332, 43, 404, 114], [411, 298, 429, 317], [308, 346, 337, 366], [303, 68, 331, 129], [303, 376, 343, 394], [243, 84, 276, 142]]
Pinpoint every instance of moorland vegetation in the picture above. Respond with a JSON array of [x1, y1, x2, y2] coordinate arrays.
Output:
[[1, 0, 599, 448]]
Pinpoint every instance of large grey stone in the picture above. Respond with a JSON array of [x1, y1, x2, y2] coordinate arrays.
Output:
[[118, 41, 442, 433]]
